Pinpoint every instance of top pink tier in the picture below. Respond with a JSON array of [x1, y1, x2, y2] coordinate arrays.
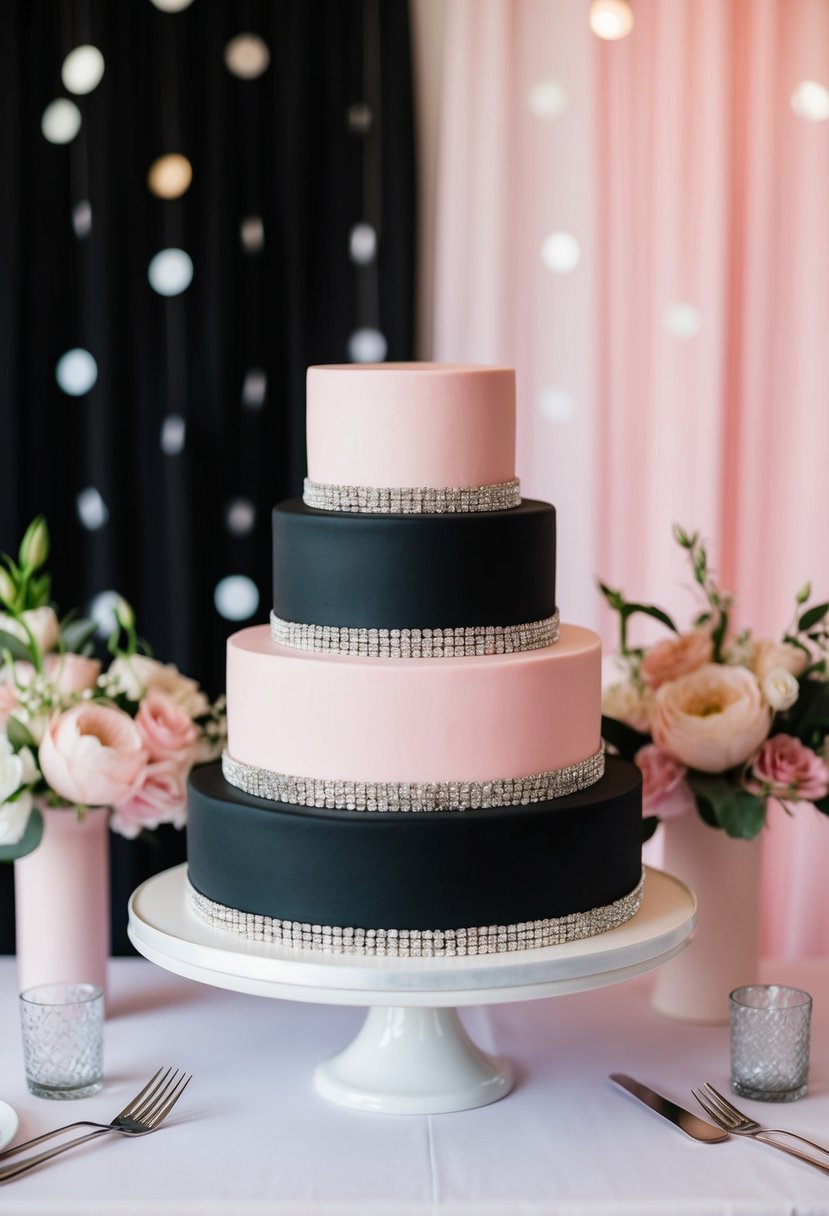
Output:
[[306, 363, 516, 489]]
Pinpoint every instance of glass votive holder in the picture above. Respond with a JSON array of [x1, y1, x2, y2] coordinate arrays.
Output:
[[730, 984, 812, 1103], [19, 983, 104, 1100]]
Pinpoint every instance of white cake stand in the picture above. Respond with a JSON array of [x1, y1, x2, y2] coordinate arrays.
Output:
[[128, 865, 694, 1115]]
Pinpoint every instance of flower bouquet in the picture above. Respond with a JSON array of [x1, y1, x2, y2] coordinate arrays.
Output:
[[600, 526, 829, 839], [0, 517, 225, 861]]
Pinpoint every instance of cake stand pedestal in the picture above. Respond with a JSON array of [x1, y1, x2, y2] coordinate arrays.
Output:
[[128, 865, 694, 1115]]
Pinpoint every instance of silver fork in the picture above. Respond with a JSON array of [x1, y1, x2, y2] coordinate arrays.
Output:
[[694, 1083, 829, 1177], [0, 1068, 191, 1183]]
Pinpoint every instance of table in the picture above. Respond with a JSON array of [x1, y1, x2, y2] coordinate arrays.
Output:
[[0, 956, 828, 1215]]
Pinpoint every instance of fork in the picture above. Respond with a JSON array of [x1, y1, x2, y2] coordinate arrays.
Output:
[[0, 1068, 191, 1183], [694, 1083, 829, 1177]]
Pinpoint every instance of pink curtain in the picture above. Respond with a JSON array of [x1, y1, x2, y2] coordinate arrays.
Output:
[[430, 0, 829, 956]]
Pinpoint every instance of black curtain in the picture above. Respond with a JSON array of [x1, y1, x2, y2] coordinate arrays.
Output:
[[0, 0, 416, 952]]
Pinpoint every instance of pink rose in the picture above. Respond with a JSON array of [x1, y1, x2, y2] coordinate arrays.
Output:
[[0, 681, 18, 728], [39, 703, 147, 806], [641, 631, 713, 690], [634, 744, 693, 819], [45, 654, 102, 698], [746, 734, 829, 802], [110, 761, 187, 839], [135, 689, 197, 767], [651, 664, 771, 773]]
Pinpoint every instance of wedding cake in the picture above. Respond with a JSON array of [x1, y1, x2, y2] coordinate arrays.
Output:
[[187, 364, 643, 956]]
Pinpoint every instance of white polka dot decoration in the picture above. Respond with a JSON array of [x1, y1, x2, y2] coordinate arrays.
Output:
[[240, 216, 265, 252], [791, 81, 829, 123], [55, 348, 98, 396], [242, 368, 267, 409], [224, 34, 270, 80], [664, 301, 702, 339], [150, 0, 194, 11], [349, 223, 377, 265], [214, 575, 259, 621], [88, 590, 121, 638], [148, 248, 193, 296], [527, 80, 568, 119], [72, 200, 92, 238], [147, 154, 193, 199], [160, 414, 186, 455], [541, 231, 581, 274], [348, 328, 387, 363], [225, 498, 257, 536], [538, 387, 576, 423], [41, 99, 82, 144], [61, 45, 105, 95], [589, 0, 635, 40], [76, 487, 109, 531]]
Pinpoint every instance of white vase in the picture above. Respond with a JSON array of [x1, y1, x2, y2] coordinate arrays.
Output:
[[14, 805, 110, 1000], [651, 808, 761, 1023]]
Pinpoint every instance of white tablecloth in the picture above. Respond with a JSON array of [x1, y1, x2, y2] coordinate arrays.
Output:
[[1, 955, 828, 1215]]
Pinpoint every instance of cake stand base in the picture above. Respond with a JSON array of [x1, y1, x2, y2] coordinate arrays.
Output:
[[314, 1005, 513, 1113], [128, 865, 694, 1115]]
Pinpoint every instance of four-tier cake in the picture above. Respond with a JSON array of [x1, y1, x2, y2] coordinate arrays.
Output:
[[187, 363, 644, 956]]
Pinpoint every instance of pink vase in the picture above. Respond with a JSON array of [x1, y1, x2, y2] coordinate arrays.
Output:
[[651, 808, 762, 1023], [14, 805, 110, 999]]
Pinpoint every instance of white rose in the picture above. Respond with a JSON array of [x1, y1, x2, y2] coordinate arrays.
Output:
[[0, 607, 60, 656], [108, 656, 208, 717], [0, 733, 11, 760], [602, 681, 654, 735], [762, 668, 800, 712], [0, 789, 33, 845], [17, 746, 39, 786], [0, 750, 23, 803]]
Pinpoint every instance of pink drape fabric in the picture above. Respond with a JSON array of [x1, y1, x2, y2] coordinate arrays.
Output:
[[431, 0, 829, 956]]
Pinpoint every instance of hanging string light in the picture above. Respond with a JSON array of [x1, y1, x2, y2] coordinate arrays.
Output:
[[589, 0, 635, 41]]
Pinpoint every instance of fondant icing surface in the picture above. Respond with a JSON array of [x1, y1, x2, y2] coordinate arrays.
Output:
[[226, 624, 602, 784]]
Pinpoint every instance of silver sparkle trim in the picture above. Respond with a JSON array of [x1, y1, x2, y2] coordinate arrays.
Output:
[[269, 610, 560, 657], [221, 748, 605, 812], [187, 871, 645, 957], [302, 477, 521, 514]]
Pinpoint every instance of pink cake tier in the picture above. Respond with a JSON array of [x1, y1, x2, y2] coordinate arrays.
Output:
[[225, 623, 601, 791], [306, 363, 516, 491]]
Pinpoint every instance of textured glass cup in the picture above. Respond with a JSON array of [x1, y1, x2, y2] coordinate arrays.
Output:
[[730, 985, 812, 1102], [19, 983, 104, 1099]]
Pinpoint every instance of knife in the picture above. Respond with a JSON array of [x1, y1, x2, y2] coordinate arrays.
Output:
[[610, 1073, 728, 1143]]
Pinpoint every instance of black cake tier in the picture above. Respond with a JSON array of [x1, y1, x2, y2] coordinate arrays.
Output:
[[187, 756, 642, 934], [272, 498, 556, 629]]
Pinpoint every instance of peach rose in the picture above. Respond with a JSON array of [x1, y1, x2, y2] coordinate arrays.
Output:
[[746, 734, 829, 802], [110, 761, 187, 839], [135, 689, 197, 767], [39, 703, 147, 807], [753, 640, 808, 684], [108, 655, 208, 717], [641, 631, 713, 690], [601, 681, 654, 734], [634, 744, 693, 819], [45, 654, 102, 699], [651, 664, 771, 773]]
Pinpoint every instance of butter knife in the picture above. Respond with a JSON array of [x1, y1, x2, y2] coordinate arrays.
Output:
[[610, 1073, 728, 1143]]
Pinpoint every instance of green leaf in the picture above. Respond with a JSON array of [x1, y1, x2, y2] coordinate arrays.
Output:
[[813, 795, 829, 817], [601, 715, 650, 762], [688, 773, 766, 839], [622, 602, 678, 634], [5, 715, 37, 750], [642, 815, 659, 843], [61, 618, 97, 653], [0, 628, 32, 663], [597, 581, 625, 611], [0, 807, 43, 862], [798, 602, 829, 632]]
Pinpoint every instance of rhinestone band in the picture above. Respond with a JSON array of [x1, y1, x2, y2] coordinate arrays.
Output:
[[269, 610, 560, 658], [187, 871, 645, 957], [302, 477, 521, 515], [221, 748, 605, 812]]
